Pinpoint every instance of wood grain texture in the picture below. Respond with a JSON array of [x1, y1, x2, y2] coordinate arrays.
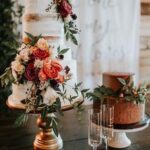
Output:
[[0, 103, 150, 150]]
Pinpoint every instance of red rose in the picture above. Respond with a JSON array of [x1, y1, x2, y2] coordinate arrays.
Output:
[[43, 59, 63, 79], [33, 49, 50, 60], [59, 0, 72, 18], [25, 63, 38, 81]]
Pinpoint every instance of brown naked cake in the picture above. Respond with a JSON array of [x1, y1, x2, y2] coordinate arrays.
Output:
[[93, 72, 145, 125]]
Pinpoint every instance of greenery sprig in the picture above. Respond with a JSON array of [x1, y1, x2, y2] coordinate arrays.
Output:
[[24, 32, 42, 46], [15, 81, 89, 136], [0, 67, 14, 87], [0, 0, 23, 114], [88, 78, 148, 104], [64, 21, 79, 45]]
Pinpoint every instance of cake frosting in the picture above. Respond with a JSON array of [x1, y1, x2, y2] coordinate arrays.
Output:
[[9, 0, 81, 108], [103, 72, 145, 125]]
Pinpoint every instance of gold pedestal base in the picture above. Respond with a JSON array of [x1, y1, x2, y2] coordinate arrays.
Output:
[[34, 116, 63, 150], [34, 130, 63, 150]]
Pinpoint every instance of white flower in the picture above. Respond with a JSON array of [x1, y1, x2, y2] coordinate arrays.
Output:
[[65, 73, 72, 80], [37, 38, 49, 50], [19, 49, 30, 62], [43, 87, 58, 106], [16, 44, 30, 62], [15, 54, 22, 61], [34, 59, 44, 68], [11, 61, 25, 74]]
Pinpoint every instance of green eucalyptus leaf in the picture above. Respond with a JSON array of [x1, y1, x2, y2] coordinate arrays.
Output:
[[41, 106, 48, 119], [70, 33, 78, 45], [66, 32, 70, 41], [62, 84, 65, 91], [76, 82, 82, 87], [47, 117, 52, 128], [70, 29, 78, 34], [58, 48, 70, 55], [74, 88, 78, 95], [71, 96, 78, 100], [52, 118, 58, 137], [117, 78, 126, 86], [64, 24, 67, 33], [81, 89, 89, 98], [57, 46, 61, 53], [25, 32, 35, 40]]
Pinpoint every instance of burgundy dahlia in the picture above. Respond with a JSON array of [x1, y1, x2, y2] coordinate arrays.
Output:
[[58, 0, 72, 18], [25, 63, 38, 81]]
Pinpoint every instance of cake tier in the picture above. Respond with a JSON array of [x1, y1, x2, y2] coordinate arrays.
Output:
[[103, 72, 134, 91], [94, 72, 145, 125], [9, 94, 83, 110], [23, 13, 63, 38], [11, 82, 81, 109], [104, 98, 145, 125], [25, 0, 57, 14], [103, 72, 145, 124], [23, 0, 63, 38]]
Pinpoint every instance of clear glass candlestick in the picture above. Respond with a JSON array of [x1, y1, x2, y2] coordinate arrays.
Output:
[[88, 109, 102, 150]]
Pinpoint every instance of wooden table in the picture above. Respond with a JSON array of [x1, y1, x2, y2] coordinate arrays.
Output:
[[0, 103, 150, 150]]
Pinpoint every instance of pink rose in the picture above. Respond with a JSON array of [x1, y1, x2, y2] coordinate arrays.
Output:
[[43, 59, 63, 79]]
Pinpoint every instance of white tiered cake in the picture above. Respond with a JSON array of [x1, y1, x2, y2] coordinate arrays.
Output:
[[8, 0, 81, 109]]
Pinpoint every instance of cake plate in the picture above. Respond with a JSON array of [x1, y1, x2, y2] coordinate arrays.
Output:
[[7, 95, 83, 150], [108, 115, 150, 148]]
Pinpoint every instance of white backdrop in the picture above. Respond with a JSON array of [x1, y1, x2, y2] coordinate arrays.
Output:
[[71, 0, 140, 88]]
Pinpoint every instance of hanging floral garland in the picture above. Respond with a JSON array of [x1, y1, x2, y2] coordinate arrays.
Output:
[[46, 0, 79, 45]]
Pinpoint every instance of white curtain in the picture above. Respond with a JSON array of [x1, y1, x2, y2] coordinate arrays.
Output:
[[72, 0, 140, 88]]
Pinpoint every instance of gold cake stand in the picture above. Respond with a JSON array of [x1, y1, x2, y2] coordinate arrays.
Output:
[[7, 95, 83, 150]]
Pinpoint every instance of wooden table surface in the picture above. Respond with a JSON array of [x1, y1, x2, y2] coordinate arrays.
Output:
[[0, 102, 150, 150]]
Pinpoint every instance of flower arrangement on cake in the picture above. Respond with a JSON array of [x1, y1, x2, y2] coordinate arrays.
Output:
[[89, 77, 147, 104], [46, 0, 79, 45], [0, 33, 88, 136]]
